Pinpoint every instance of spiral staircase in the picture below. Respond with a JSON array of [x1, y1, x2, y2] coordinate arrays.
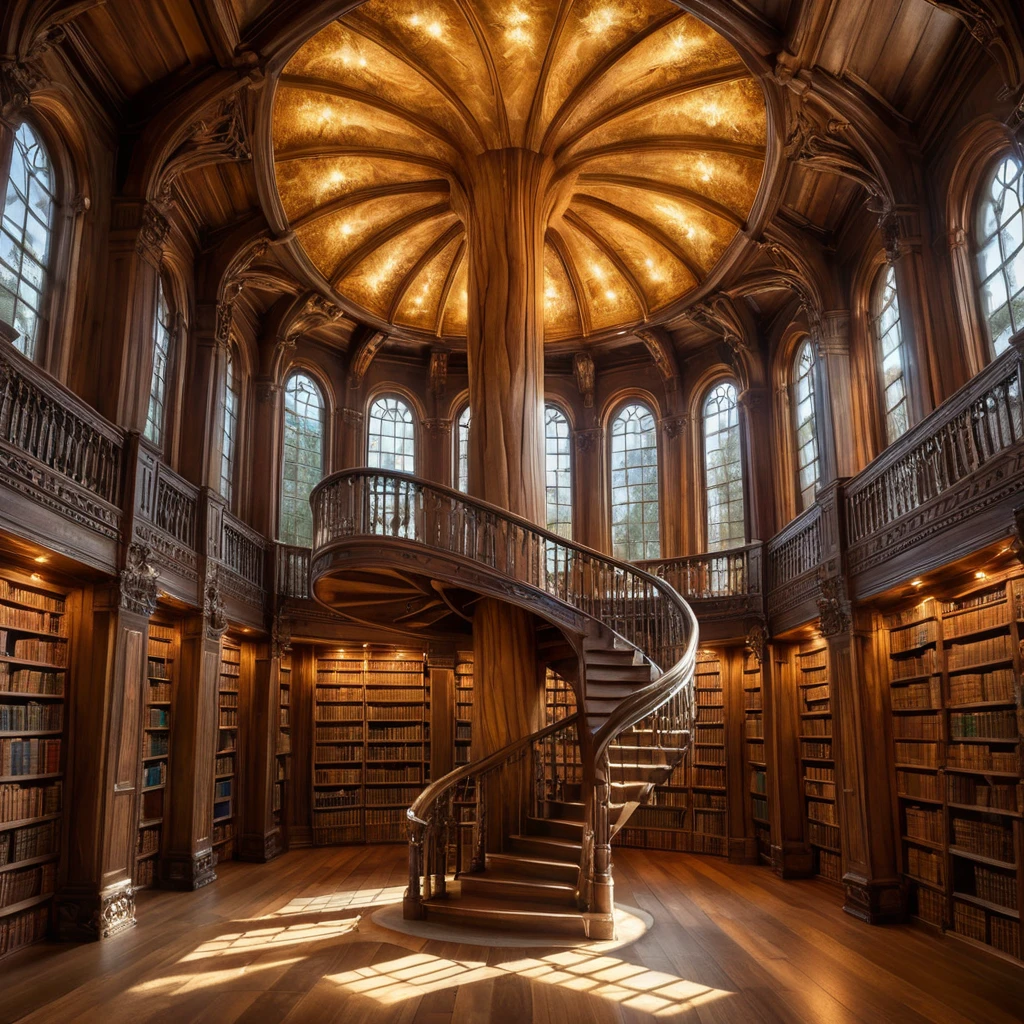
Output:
[[309, 470, 698, 940]]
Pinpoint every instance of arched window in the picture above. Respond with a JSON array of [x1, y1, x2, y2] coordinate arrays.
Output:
[[280, 372, 325, 546], [702, 382, 745, 551], [976, 154, 1024, 356], [219, 349, 240, 505], [0, 123, 55, 361], [871, 264, 909, 444], [545, 405, 572, 539], [456, 405, 471, 493], [792, 339, 820, 511], [367, 395, 415, 473], [609, 402, 659, 561], [144, 277, 174, 447]]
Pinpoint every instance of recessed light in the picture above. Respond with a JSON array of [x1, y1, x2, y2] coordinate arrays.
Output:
[[975, 570, 987, 579], [33, 555, 48, 564], [911, 579, 923, 587], [30, 573, 41, 581]]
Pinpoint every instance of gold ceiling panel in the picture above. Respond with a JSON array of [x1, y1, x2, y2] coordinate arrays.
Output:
[[271, 0, 767, 342]]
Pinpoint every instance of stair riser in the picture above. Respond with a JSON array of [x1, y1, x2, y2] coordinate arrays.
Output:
[[460, 877, 577, 906], [486, 853, 580, 883], [524, 817, 583, 840], [509, 836, 581, 861], [545, 800, 585, 821], [423, 903, 587, 937]]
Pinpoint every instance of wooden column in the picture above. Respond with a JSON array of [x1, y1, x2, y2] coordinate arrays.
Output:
[[251, 380, 283, 538], [739, 387, 774, 542], [822, 593, 905, 923], [815, 312, 856, 482], [765, 643, 814, 877], [422, 419, 453, 489], [55, 551, 158, 939], [660, 415, 687, 558], [428, 646, 456, 783], [338, 406, 364, 470], [724, 646, 756, 863], [161, 609, 224, 889], [239, 643, 282, 862], [178, 303, 227, 490], [573, 428, 605, 552], [287, 644, 315, 848]]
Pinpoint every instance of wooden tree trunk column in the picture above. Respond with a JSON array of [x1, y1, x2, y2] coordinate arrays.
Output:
[[463, 149, 551, 846]]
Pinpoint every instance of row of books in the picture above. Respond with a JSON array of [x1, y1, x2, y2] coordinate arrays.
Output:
[[906, 845, 943, 885], [694, 767, 724, 786], [752, 796, 769, 821], [220, 692, 238, 708], [0, 668, 64, 695], [214, 755, 233, 775], [694, 748, 726, 766], [0, 905, 48, 956], [897, 769, 941, 800], [952, 818, 1015, 862], [134, 858, 156, 889], [947, 744, 1017, 772], [890, 620, 939, 653], [818, 849, 842, 882], [800, 718, 831, 737], [891, 649, 938, 679], [885, 600, 936, 629], [0, 608, 65, 637], [949, 668, 1016, 705], [137, 828, 160, 855], [950, 710, 1018, 739], [0, 583, 63, 614], [743, 719, 764, 739], [0, 781, 60, 823], [312, 809, 359, 826], [942, 588, 1005, 615], [367, 745, 424, 760], [651, 789, 689, 808], [806, 765, 834, 782], [805, 778, 836, 799], [905, 806, 943, 844], [142, 763, 165, 788], [893, 714, 943, 739], [947, 775, 1019, 811], [801, 740, 832, 759], [147, 709, 169, 729], [692, 811, 725, 835], [146, 736, 169, 757], [947, 634, 1014, 670], [0, 739, 60, 777], [633, 807, 687, 829], [314, 791, 361, 809], [1, 640, 66, 666], [315, 725, 362, 741], [808, 799, 838, 825], [944, 603, 1010, 638], [809, 822, 839, 849], [970, 864, 1018, 909], [0, 861, 55, 909], [0, 821, 56, 865], [696, 726, 725, 742], [891, 678, 941, 710], [693, 791, 727, 810], [0, 703, 62, 732], [147, 682, 171, 702], [696, 706, 724, 723], [147, 659, 171, 680], [315, 705, 364, 720], [895, 741, 941, 766]]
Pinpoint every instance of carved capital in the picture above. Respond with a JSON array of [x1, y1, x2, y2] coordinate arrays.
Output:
[[660, 415, 687, 440], [574, 427, 603, 453], [120, 543, 160, 616], [341, 407, 364, 428], [573, 352, 596, 408], [816, 570, 850, 637], [745, 622, 769, 664], [816, 311, 850, 357], [0, 58, 42, 126], [738, 388, 769, 415], [271, 611, 291, 659], [215, 300, 234, 348], [256, 378, 281, 405], [948, 227, 969, 253], [424, 417, 451, 440], [204, 568, 228, 640]]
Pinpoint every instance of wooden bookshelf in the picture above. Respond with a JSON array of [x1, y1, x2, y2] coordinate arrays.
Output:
[[275, 651, 292, 838], [798, 641, 841, 883], [745, 650, 771, 865], [454, 651, 473, 768], [887, 576, 1024, 961], [0, 570, 66, 959], [212, 640, 240, 863], [134, 621, 176, 889], [313, 647, 428, 846]]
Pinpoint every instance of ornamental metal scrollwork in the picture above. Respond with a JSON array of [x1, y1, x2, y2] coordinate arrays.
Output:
[[120, 543, 159, 616]]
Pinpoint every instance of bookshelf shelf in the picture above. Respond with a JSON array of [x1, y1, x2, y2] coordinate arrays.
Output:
[[211, 640, 241, 865]]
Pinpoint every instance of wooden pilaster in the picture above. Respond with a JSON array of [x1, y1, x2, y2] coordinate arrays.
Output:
[[239, 643, 281, 862], [287, 644, 315, 848], [725, 645, 757, 863], [428, 646, 456, 783]]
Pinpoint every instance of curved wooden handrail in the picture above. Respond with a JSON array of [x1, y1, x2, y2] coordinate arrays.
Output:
[[407, 713, 580, 828]]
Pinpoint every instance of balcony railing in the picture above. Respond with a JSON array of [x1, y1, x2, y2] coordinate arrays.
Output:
[[220, 511, 265, 590], [638, 543, 763, 604], [276, 544, 311, 600]]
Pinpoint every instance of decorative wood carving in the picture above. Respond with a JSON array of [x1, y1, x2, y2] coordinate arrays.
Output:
[[204, 568, 229, 640], [746, 622, 769, 663], [347, 329, 389, 389], [636, 328, 679, 391], [285, 293, 344, 341], [135, 203, 171, 263], [816, 570, 850, 637], [429, 350, 448, 396], [661, 415, 686, 440], [574, 427, 603, 453], [573, 352, 596, 409], [119, 542, 159, 616]]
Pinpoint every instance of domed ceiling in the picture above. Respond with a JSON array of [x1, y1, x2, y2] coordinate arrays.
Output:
[[271, 0, 767, 343]]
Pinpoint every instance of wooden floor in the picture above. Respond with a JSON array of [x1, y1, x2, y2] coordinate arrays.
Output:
[[2, 846, 1023, 1023]]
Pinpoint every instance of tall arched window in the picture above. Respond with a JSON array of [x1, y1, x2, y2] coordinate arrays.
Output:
[[871, 264, 909, 445], [610, 402, 659, 561], [545, 405, 572, 539], [702, 382, 745, 551], [456, 405, 471, 493], [976, 154, 1024, 356], [0, 123, 55, 361], [220, 349, 240, 506], [144, 278, 174, 446], [280, 372, 325, 546], [367, 395, 415, 473], [793, 339, 820, 511]]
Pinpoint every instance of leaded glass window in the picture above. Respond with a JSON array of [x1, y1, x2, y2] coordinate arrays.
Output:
[[0, 123, 54, 360], [367, 396, 415, 473], [280, 373, 325, 546], [144, 278, 174, 446], [610, 402, 660, 561], [872, 264, 909, 444], [456, 405, 470, 493], [793, 339, 820, 511], [220, 349, 240, 505], [545, 405, 572, 539], [976, 154, 1024, 356], [703, 381, 745, 551]]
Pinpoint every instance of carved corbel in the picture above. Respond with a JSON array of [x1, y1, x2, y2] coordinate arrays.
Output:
[[660, 415, 686, 440], [636, 328, 679, 392], [816, 570, 851, 638], [348, 329, 389, 389], [135, 203, 171, 264], [255, 378, 280, 405], [119, 543, 160, 617], [424, 418, 452, 441], [270, 611, 291, 659], [204, 568, 228, 641], [574, 427, 603, 453], [573, 352, 596, 408], [745, 622, 769, 664]]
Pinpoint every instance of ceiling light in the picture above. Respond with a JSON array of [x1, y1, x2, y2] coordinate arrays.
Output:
[[30, 573, 41, 581], [911, 579, 923, 587], [604, 289, 617, 301], [33, 555, 48, 563], [975, 570, 987, 579]]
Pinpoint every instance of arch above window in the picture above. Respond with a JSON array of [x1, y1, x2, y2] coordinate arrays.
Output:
[[976, 153, 1024, 356], [0, 123, 56, 361], [367, 395, 415, 473], [280, 372, 325, 547], [609, 401, 660, 561], [792, 339, 820, 511], [871, 264, 909, 445], [702, 381, 745, 552]]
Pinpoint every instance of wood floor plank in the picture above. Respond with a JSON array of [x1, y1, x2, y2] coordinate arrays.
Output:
[[3, 846, 1024, 1024]]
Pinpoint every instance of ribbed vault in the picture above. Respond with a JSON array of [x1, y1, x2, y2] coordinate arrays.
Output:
[[271, 0, 767, 342]]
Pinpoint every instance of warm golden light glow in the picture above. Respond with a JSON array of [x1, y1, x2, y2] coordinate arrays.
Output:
[[271, 0, 767, 341]]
